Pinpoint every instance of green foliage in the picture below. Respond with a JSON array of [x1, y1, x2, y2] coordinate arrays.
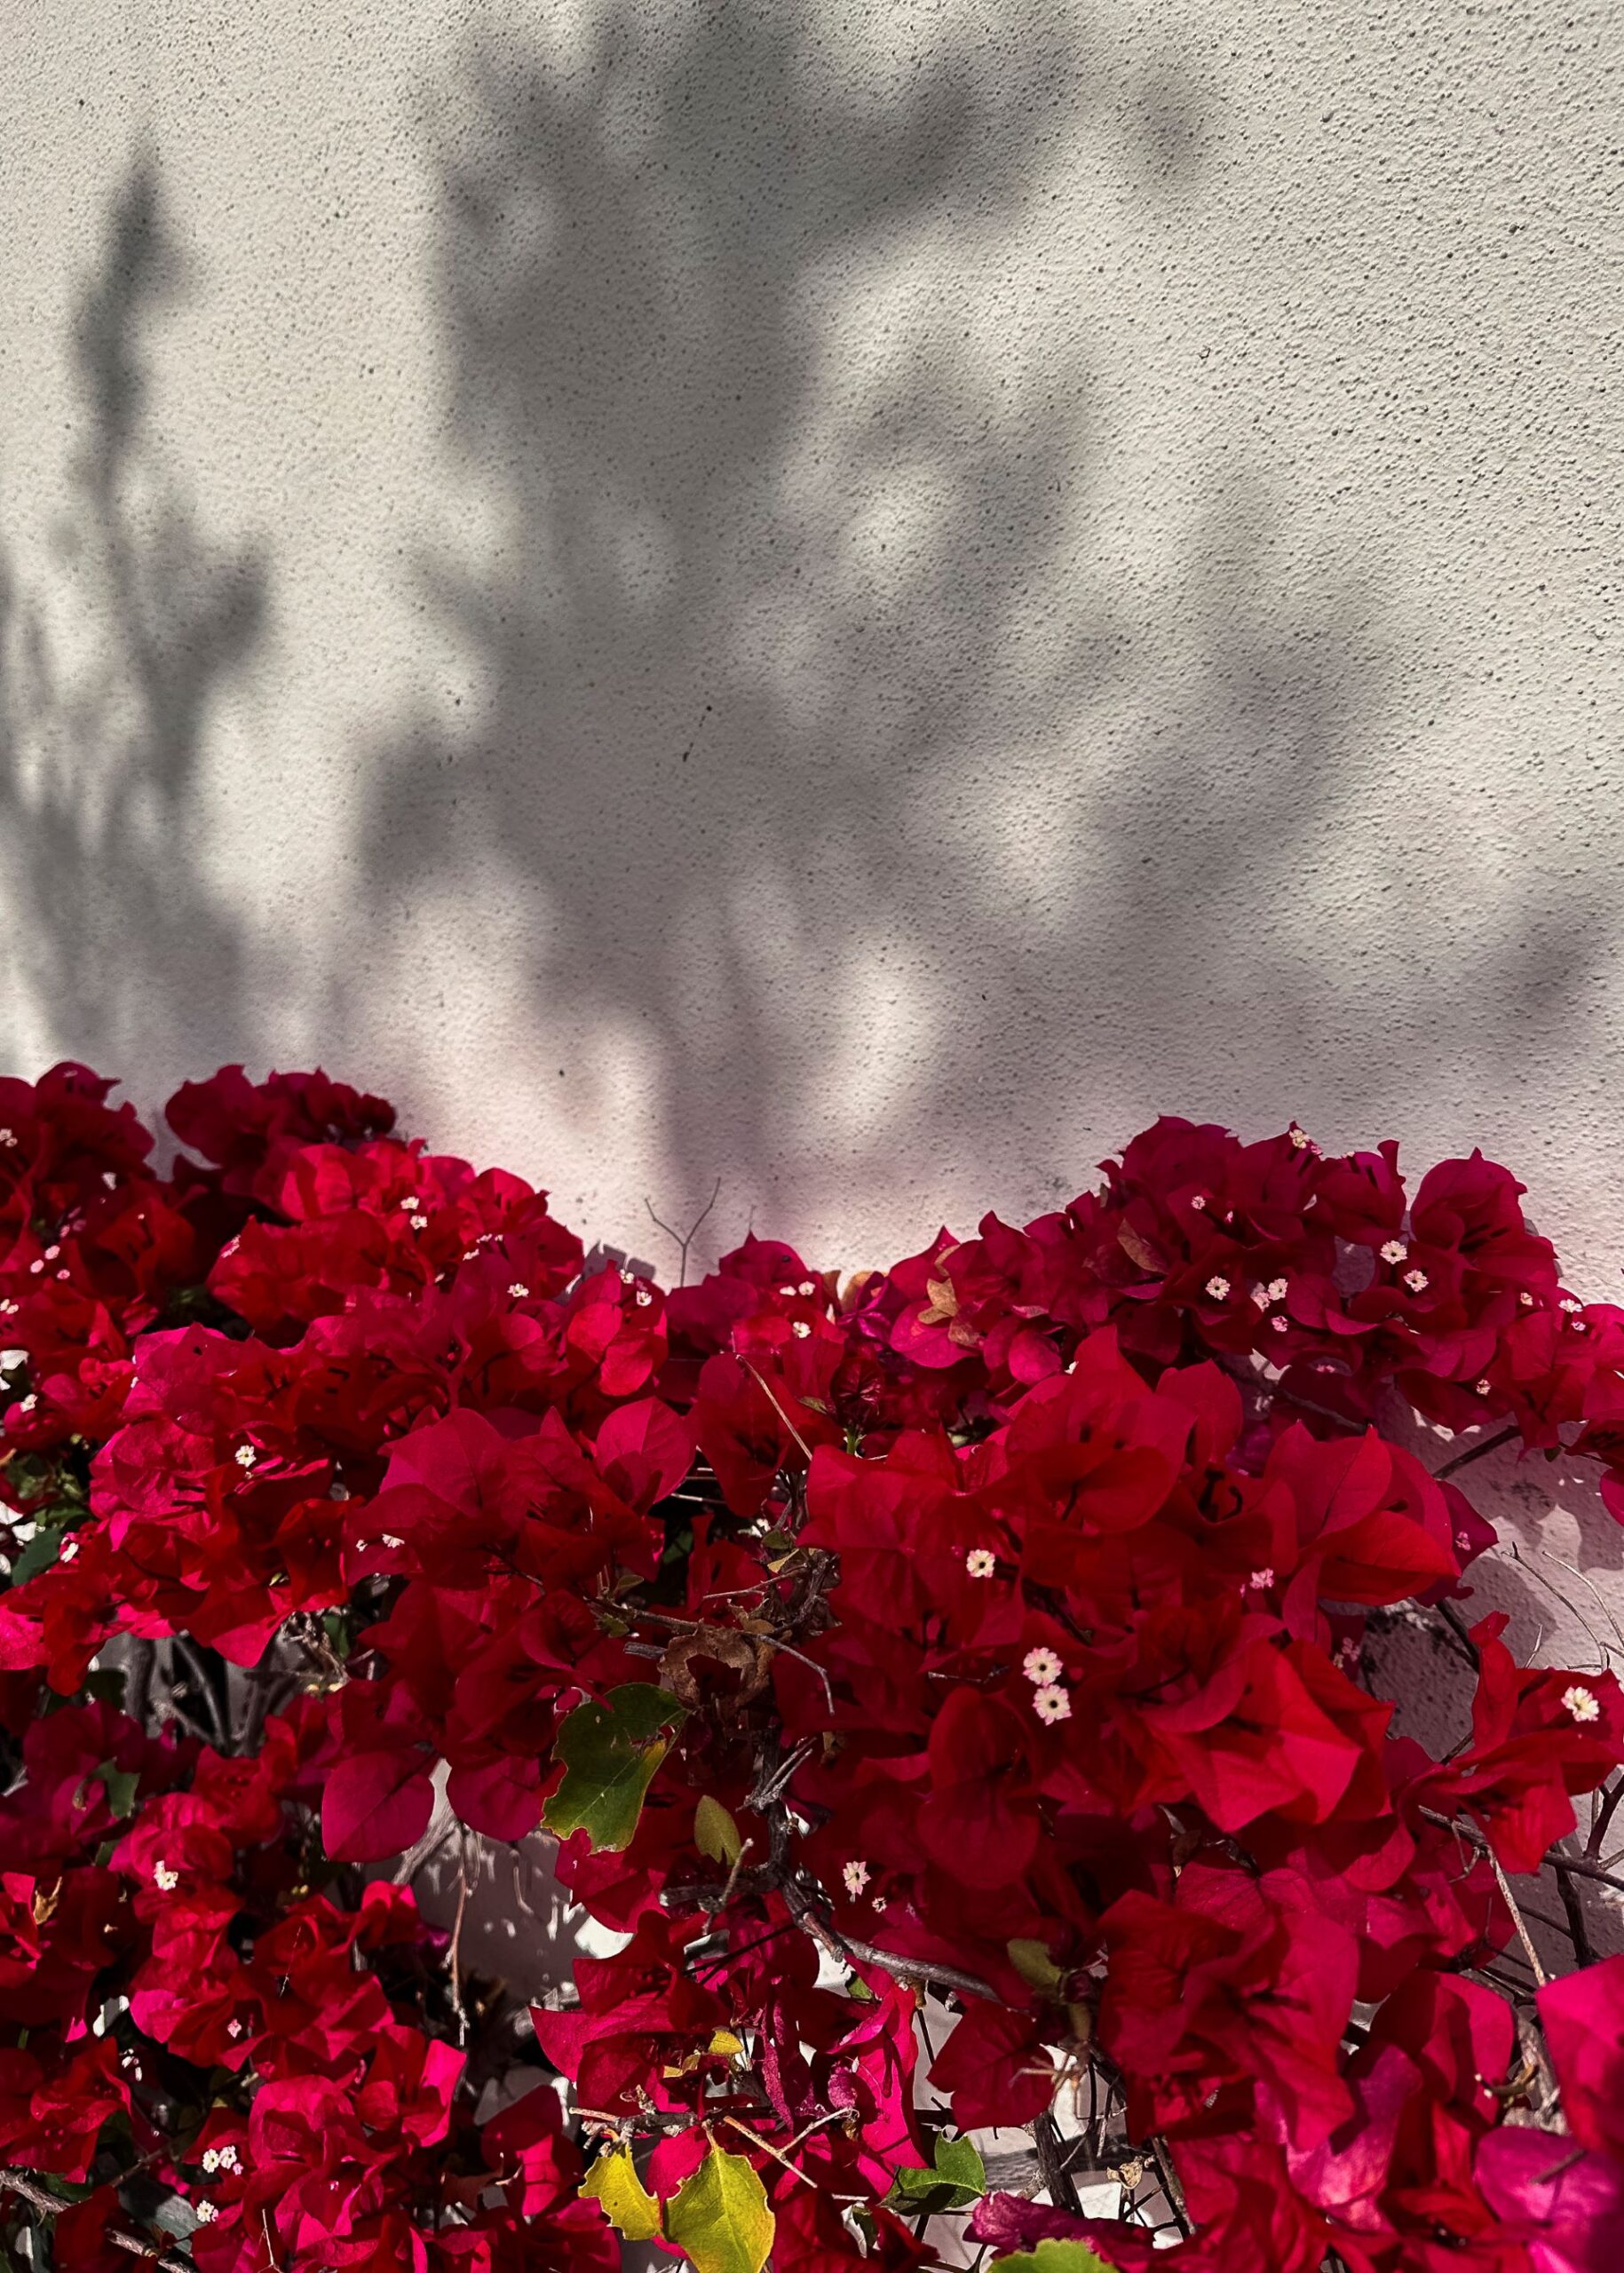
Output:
[[542, 1683, 688, 1851]]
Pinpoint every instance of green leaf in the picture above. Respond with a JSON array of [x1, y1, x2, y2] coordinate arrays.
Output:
[[886, 2130, 986, 2213], [992, 2243, 1120, 2273], [1007, 1936, 1066, 1995], [39, 2176, 95, 2204], [542, 1684, 687, 1852], [94, 1761, 140, 1818], [662, 2143, 774, 2273], [5, 1518, 74, 1586], [580, 2143, 661, 2241], [694, 1794, 743, 1868]]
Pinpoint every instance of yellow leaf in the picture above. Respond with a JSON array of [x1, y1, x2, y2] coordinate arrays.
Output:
[[663, 2142, 774, 2273], [1116, 1222, 1163, 1274], [580, 2144, 661, 2243], [709, 2028, 745, 2057], [1007, 1937, 1066, 1995], [694, 1794, 744, 1868]]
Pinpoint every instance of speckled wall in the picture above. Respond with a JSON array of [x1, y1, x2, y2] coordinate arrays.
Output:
[[4, 3, 1622, 1684]]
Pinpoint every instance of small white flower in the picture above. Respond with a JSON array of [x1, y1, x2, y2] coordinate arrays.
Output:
[[1033, 1683, 1072, 1724], [17, 1392, 36, 1413], [620, 1268, 637, 1286], [1189, 1194, 1207, 1211], [1455, 1530, 1472, 1552], [218, 2145, 240, 2174], [791, 1319, 811, 1338], [234, 1444, 257, 1469], [1380, 1240, 1407, 1265], [226, 2018, 243, 2039], [28, 1260, 43, 1275], [797, 1280, 817, 1296], [0, 1300, 14, 1314], [194, 2200, 218, 2224], [0, 1129, 14, 1145], [1404, 1270, 1430, 1294], [1519, 1290, 1534, 1307], [400, 1195, 419, 1210], [842, 1859, 870, 1897], [1560, 1296, 1583, 1315], [202, 2149, 220, 2174], [1248, 1568, 1275, 1590], [154, 1861, 180, 1890], [509, 1281, 530, 1298], [1271, 1315, 1288, 1333], [1573, 1320, 1588, 1334], [778, 1285, 797, 1298], [1249, 1284, 1271, 1310], [380, 1532, 404, 1550], [1288, 1126, 1311, 1150], [44, 1245, 59, 1261], [1023, 1646, 1063, 1686], [1267, 1278, 1288, 1303], [1563, 1685, 1601, 1723], [59, 1539, 79, 1562], [1476, 1378, 1492, 1396], [1205, 1276, 1231, 1302], [55, 1269, 69, 1280], [635, 1287, 654, 1307], [964, 1548, 996, 1579], [871, 1895, 887, 1913], [409, 1214, 429, 1231]]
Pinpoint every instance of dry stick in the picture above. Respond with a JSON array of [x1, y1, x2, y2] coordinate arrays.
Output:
[[170, 1634, 230, 1750], [0, 2166, 193, 2271], [792, 1899, 1001, 2005], [1586, 1776, 1624, 1860], [1556, 1855, 1596, 1968], [645, 1175, 723, 1290], [1432, 1424, 1520, 1481], [1484, 1841, 1549, 1987], [1417, 1808, 1624, 1900], [449, 1846, 472, 2045], [1432, 1598, 1481, 1670], [632, 1604, 836, 1715], [718, 2113, 830, 2189], [1032, 2111, 1080, 2214], [741, 1359, 815, 1467]]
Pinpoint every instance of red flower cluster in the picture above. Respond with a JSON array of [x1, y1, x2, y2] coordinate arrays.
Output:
[[2, 1065, 1623, 2273]]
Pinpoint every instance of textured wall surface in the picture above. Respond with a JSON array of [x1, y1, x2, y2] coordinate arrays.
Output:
[[4, 3, 1624, 1690]]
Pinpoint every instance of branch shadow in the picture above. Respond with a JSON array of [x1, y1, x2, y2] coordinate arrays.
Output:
[[0, 153, 266, 1083], [339, 2, 1255, 1235]]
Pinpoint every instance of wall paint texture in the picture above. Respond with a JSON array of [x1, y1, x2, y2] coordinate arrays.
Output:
[[4, 2, 1624, 1703]]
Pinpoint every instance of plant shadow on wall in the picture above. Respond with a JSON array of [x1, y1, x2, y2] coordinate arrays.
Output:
[[0, 154, 265, 1081], [345, 0, 1327, 1236]]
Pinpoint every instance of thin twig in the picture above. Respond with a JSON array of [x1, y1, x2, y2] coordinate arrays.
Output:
[[1556, 1852, 1596, 1967], [645, 1176, 723, 1289], [1433, 1424, 1519, 1481], [792, 1901, 1000, 2004], [0, 2168, 194, 2270], [1587, 1778, 1624, 1860], [1485, 1842, 1546, 1984], [449, 1847, 471, 2044], [741, 1360, 814, 1467], [170, 1634, 230, 1750]]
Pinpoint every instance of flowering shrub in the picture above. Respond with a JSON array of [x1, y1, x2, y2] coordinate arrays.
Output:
[[2, 1062, 1624, 2273]]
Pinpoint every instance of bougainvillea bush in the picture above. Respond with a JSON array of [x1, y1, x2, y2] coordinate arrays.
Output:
[[4, 1064, 1624, 2273]]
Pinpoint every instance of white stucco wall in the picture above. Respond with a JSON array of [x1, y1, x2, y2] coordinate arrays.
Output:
[[0, 0, 1620, 1291], [3, 0, 1622, 1923]]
